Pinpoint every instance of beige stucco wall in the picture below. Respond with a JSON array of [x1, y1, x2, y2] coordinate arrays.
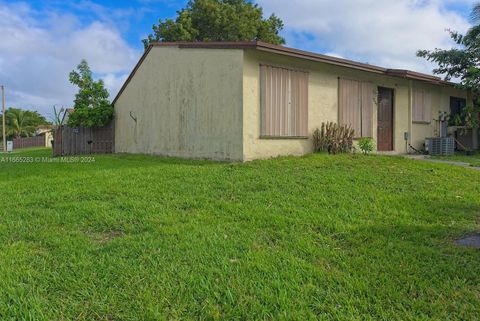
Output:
[[114, 46, 244, 161], [410, 83, 468, 150], [242, 49, 469, 160], [44, 131, 53, 147], [115, 46, 469, 161]]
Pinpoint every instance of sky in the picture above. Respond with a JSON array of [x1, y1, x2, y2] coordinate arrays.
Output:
[[0, 0, 477, 118]]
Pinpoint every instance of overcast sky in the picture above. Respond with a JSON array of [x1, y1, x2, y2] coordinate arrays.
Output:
[[0, 0, 476, 117]]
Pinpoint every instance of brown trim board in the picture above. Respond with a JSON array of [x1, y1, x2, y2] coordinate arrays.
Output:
[[112, 41, 456, 105], [112, 45, 153, 105]]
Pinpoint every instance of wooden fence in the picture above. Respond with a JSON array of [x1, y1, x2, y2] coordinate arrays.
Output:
[[13, 136, 48, 149], [53, 122, 114, 156]]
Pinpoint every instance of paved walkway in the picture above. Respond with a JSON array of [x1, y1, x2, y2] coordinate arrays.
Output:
[[455, 234, 480, 248], [405, 155, 480, 170]]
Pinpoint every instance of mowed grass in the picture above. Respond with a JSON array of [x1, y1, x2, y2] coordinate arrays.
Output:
[[433, 152, 480, 167], [0, 148, 479, 320]]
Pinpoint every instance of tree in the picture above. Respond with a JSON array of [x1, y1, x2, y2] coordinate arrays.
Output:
[[0, 108, 48, 139], [417, 4, 480, 128], [67, 60, 113, 128], [142, 0, 285, 48]]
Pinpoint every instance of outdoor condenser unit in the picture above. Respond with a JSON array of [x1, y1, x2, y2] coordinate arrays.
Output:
[[424, 111, 455, 156], [425, 137, 455, 156]]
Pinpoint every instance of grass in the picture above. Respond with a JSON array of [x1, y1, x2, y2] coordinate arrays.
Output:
[[1, 148, 479, 320], [432, 152, 480, 167]]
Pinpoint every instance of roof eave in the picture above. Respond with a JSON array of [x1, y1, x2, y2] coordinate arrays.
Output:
[[112, 41, 461, 105], [112, 44, 154, 105]]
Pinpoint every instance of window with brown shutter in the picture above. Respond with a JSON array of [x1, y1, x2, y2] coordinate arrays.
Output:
[[338, 78, 373, 138], [412, 89, 432, 123], [260, 65, 308, 138]]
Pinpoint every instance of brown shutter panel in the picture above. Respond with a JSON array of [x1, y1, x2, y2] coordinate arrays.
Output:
[[338, 78, 361, 137], [412, 89, 432, 123], [260, 65, 308, 137], [298, 71, 309, 136], [260, 65, 268, 136], [339, 78, 373, 137], [277, 67, 283, 136], [423, 91, 432, 123], [413, 89, 423, 122], [338, 78, 348, 126], [414, 90, 423, 121], [282, 68, 289, 136], [354, 81, 361, 137], [290, 70, 297, 136], [361, 81, 373, 137], [272, 67, 278, 135]]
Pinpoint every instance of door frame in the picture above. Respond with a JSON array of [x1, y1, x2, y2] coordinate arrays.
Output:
[[377, 86, 395, 151]]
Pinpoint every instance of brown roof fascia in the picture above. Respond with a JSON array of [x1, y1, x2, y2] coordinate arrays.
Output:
[[254, 41, 387, 74], [112, 41, 458, 105], [385, 69, 439, 83], [170, 42, 448, 83], [176, 41, 258, 49], [112, 42, 258, 105], [165, 41, 387, 74], [254, 42, 454, 85], [112, 44, 154, 105]]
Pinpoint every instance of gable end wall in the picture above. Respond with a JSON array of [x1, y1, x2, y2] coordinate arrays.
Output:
[[114, 47, 244, 161]]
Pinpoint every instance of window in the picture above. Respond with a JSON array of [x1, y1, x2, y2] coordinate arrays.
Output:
[[450, 96, 466, 125], [260, 65, 308, 137], [338, 78, 373, 138], [412, 89, 432, 123]]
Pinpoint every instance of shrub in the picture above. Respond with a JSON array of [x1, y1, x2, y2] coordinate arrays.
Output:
[[358, 137, 375, 155], [313, 122, 355, 154]]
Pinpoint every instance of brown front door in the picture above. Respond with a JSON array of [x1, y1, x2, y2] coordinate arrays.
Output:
[[377, 87, 394, 151]]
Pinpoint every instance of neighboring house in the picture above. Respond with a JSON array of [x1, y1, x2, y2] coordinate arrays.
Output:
[[61, 108, 74, 125], [113, 41, 476, 161], [10, 125, 53, 149], [35, 124, 54, 147], [35, 124, 53, 136]]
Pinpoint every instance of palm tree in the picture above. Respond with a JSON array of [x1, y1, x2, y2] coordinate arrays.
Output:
[[6, 108, 38, 138], [472, 3, 480, 22], [464, 3, 480, 42]]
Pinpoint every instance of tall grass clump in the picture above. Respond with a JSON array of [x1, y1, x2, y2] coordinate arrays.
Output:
[[313, 122, 354, 154]]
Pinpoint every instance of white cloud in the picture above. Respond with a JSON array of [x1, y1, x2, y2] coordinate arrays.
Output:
[[0, 0, 475, 118], [258, 0, 474, 75], [0, 2, 140, 117], [102, 73, 129, 95]]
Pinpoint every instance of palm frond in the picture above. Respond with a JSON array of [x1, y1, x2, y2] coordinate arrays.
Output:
[[472, 3, 480, 23]]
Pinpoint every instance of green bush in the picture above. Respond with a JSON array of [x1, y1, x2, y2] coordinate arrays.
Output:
[[67, 102, 113, 128], [358, 137, 375, 155]]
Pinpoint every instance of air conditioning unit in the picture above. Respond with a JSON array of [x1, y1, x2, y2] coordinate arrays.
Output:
[[425, 137, 455, 156]]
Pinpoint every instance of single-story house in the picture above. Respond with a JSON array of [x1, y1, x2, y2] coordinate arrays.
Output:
[[61, 108, 74, 125], [35, 125, 54, 147], [113, 41, 477, 161]]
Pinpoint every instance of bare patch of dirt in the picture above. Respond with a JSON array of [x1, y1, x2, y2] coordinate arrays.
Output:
[[87, 230, 124, 245]]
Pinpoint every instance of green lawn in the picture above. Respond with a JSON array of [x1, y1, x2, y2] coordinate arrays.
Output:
[[1, 148, 479, 320], [432, 152, 480, 167]]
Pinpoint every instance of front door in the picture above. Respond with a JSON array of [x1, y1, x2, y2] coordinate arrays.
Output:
[[377, 87, 394, 151]]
